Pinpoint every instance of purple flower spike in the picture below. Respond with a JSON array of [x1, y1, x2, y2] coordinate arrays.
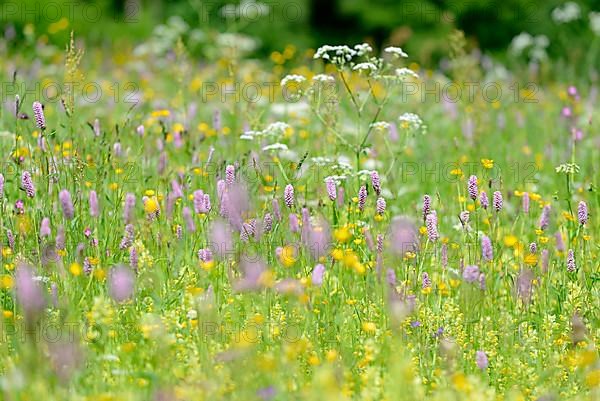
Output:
[[481, 234, 493, 261], [108, 265, 135, 303], [22, 171, 35, 198], [577, 201, 588, 226], [32, 101, 46, 130], [358, 185, 367, 211], [59, 189, 74, 220], [371, 171, 381, 196], [493, 191, 503, 212], [284, 184, 294, 208], [325, 177, 337, 201], [468, 175, 478, 200]]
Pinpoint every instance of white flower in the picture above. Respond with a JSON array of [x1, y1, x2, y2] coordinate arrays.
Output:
[[280, 74, 306, 87], [263, 121, 290, 136], [354, 43, 373, 56], [384, 46, 408, 58], [370, 121, 391, 131], [312, 74, 335, 83], [262, 143, 289, 152], [398, 112, 427, 135], [395, 68, 419, 80], [324, 175, 347, 184], [552, 2, 581, 24], [352, 62, 378, 72], [311, 157, 333, 165], [590, 12, 600, 36], [509, 32, 533, 55], [314, 45, 357, 66]]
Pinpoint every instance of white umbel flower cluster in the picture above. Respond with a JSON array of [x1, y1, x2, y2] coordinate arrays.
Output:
[[398, 112, 427, 135], [384, 46, 408, 58]]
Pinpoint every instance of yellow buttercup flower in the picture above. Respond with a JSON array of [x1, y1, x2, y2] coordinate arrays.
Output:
[[481, 158, 494, 169]]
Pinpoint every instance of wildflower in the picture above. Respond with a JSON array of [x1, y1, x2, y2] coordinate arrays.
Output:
[[459, 211, 469, 228], [325, 177, 337, 201], [481, 159, 494, 169], [522, 192, 530, 213], [119, 224, 134, 250], [136, 124, 144, 136], [262, 213, 273, 233], [40, 217, 51, 238], [539, 205, 551, 230], [529, 242, 537, 254], [398, 112, 426, 134], [479, 273, 486, 290], [108, 265, 135, 303], [516, 269, 534, 303], [59, 190, 74, 220], [566, 249, 576, 272], [578, 201, 588, 225], [394, 68, 419, 80], [371, 171, 381, 196], [55, 225, 65, 250], [541, 249, 550, 272], [425, 212, 439, 242], [479, 191, 489, 209], [225, 164, 235, 185], [422, 194, 431, 218], [441, 243, 448, 267], [15, 263, 46, 319], [0, 174, 4, 198], [377, 234, 384, 253], [124, 193, 136, 223], [476, 351, 489, 370], [493, 191, 503, 212], [272, 199, 281, 221], [21, 171, 35, 198], [89, 190, 99, 217], [284, 184, 294, 208], [337, 187, 345, 207], [481, 234, 493, 261], [313, 45, 357, 66], [289, 213, 299, 233], [555, 231, 565, 251], [422, 272, 431, 289], [143, 197, 160, 217], [182, 207, 196, 233], [384, 46, 408, 57], [358, 185, 367, 211], [203, 194, 211, 213], [130, 247, 138, 271], [193, 190, 204, 214], [32, 101, 46, 130], [463, 265, 480, 283], [376, 197, 386, 215], [312, 264, 325, 286], [468, 175, 478, 200]]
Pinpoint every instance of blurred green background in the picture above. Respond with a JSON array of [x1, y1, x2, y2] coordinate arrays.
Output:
[[1, 0, 599, 71]]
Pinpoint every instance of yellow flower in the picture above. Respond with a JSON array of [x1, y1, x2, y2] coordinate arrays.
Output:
[[0, 275, 14, 289], [279, 245, 297, 267], [504, 235, 518, 247], [144, 197, 160, 214], [69, 262, 82, 276], [334, 227, 351, 243], [524, 254, 538, 266], [362, 322, 377, 334], [481, 159, 494, 169]]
